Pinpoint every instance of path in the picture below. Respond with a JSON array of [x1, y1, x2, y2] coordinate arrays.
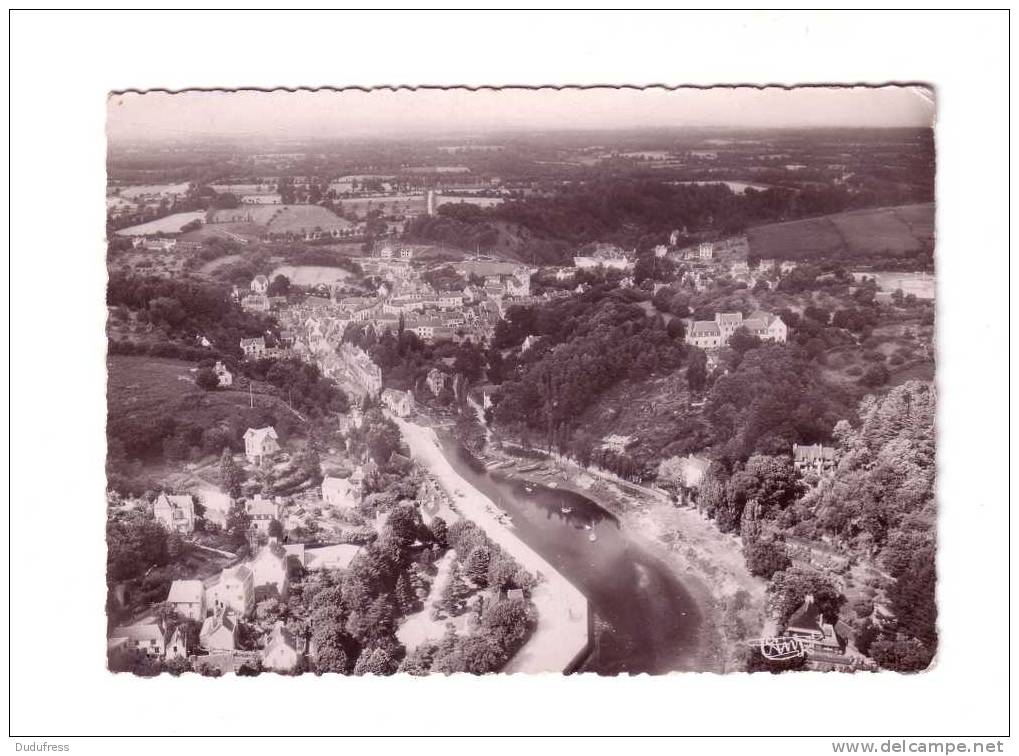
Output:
[[396, 551, 455, 652], [391, 414, 589, 674]]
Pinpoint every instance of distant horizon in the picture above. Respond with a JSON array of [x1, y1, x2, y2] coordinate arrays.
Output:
[[107, 86, 935, 144]]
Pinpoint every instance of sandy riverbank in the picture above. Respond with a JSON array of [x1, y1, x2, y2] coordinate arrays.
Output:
[[483, 443, 769, 673], [390, 414, 590, 674]]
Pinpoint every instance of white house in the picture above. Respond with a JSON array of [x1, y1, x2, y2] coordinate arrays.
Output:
[[241, 294, 271, 314], [248, 542, 289, 598], [381, 388, 414, 417], [262, 622, 303, 673], [743, 310, 788, 343], [245, 494, 281, 534], [321, 476, 358, 508], [206, 565, 254, 617], [426, 368, 447, 395], [214, 361, 233, 388], [240, 337, 267, 359], [251, 275, 270, 294], [164, 625, 189, 661], [109, 623, 167, 659], [153, 493, 195, 534], [166, 579, 205, 621], [243, 426, 280, 465], [685, 311, 787, 349], [200, 608, 239, 652]]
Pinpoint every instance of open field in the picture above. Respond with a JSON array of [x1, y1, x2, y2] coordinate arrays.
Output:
[[210, 183, 277, 195], [436, 195, 504, 209], [340, 194, 426, 217], [114, 182, 190, 199], [210, 204, 353, 234], [747, 203, 934, 261], [852, 271, 935, 299], [269, 265, 354, 286], [107, 356, 303, 440], [115, 211, 207, 236]]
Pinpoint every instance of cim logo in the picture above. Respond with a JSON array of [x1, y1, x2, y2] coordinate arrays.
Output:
[[750, 636, 808, 661]]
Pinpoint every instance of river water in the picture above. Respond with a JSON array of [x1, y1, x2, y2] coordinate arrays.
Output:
[[437, 434, 703, 675]]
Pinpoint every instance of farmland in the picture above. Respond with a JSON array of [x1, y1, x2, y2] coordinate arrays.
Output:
[[436, 195, 504, 209], [339, 194, 426, 218], [209, 204, 352, 234], [115, 211, 207, 236], [746, 203, 934, 262], [269, 264, 355, 286], [114, 182, 191, 199]]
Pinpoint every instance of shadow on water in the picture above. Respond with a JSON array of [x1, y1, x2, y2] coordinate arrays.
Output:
[[440, 435, 702, 675]]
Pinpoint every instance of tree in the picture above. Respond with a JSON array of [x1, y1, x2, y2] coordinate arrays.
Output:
[[267, 518, 284, 539], [220, 449, 245, 498], [463, 545, 492, 587], [268, 274, 291, 297], [859, 363, 890, 387], [224, 500, 252, 550], [429, 516, 449, 549], [440, 564, 472, 615], [352, 647, 387, 675], [869, 635, 934, 673], [767, 566, 843, 625], [394, 573, 417, 615], [196, 367, 219, 391], [687, 348, 708, 392], [743, 539, 792, 580]]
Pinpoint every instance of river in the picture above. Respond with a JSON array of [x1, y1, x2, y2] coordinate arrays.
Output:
[[437, 433, 703, 675]]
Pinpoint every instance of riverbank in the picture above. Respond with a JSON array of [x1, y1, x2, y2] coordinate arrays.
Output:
[[479, 441, 769, 673], [390, 414, 590, 674]]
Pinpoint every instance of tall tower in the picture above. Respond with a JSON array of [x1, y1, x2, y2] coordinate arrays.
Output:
[[426, 189, 436, 216]]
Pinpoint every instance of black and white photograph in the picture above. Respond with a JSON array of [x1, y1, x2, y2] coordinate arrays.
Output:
[[8, 8, 1011, 746], [103, 86, 937, 678]]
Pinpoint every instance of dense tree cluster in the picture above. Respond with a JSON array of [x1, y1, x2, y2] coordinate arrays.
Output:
[[703, 344, 855, 467], [492, 292, 687, 451], [107, 272, 275, 358]]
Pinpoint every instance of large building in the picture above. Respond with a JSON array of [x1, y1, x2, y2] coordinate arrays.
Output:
[[337, 343, 383, 396], [684, 310, 787, 350]]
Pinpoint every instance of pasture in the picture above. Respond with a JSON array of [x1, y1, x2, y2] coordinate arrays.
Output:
[[115, 182, 191, 199], [107, 356, 304, 447], [209, 204, 353, 234], [115, 211, 207, 236], [436, 195, 504, 209], [269, 265, 354, 286], [747, 203, 934, 261]]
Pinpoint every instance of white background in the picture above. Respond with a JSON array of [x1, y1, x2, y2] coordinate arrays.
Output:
[[5, 8, 1013, 746]]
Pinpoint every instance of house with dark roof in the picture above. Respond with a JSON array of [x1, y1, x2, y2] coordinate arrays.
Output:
[[199, 608, 239, 652]]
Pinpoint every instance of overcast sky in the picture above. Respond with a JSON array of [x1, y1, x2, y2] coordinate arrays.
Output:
[[107, 86, 935, 142]]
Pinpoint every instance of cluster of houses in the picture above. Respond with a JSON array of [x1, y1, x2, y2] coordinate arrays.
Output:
[[777, 595, 877, 673], [683, 310, 789, 349], [111, 465, 372, 674]]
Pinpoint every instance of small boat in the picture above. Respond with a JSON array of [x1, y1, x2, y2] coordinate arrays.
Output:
[[588, 532, 598, 542], [582, 523, 592, 531], [561, 505, 572, 514], [524, 485, 533, 493]]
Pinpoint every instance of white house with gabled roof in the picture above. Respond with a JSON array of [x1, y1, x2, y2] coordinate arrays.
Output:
[[243, 426, 279, 465]]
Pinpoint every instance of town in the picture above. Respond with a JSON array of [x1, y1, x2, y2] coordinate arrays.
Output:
[[105, 102, 937, 677]]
